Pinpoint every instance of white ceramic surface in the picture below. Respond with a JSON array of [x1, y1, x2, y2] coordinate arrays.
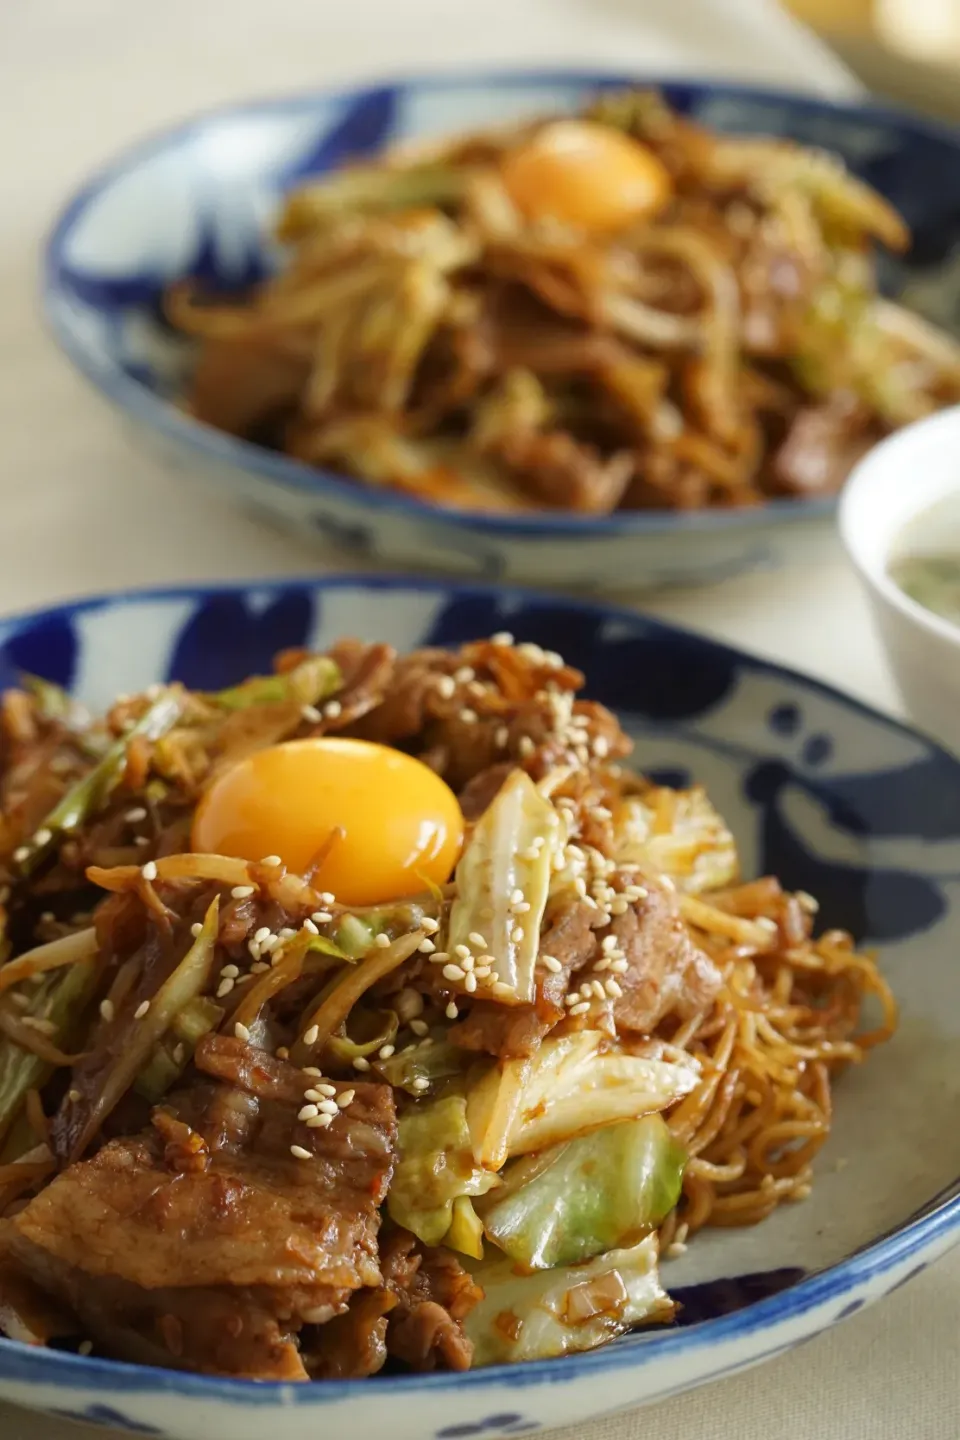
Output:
[[839, 405, 960, 752]]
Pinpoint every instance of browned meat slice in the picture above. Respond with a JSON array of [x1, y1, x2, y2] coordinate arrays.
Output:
[[188, 330, 311, 439], [496, 429, 634, 513], [770, 395, 875, 497], [610, 882, 722, 1032], [11, 1038, 397, 1377], [303, 1287, 397, 1380], [458, 762, 513, 822], [451, 900, 605, 1058], [380, 1231, 481, 1372], [6, 1236, 308, 1379]]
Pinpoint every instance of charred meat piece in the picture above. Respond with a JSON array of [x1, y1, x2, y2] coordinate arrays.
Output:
[[380, 1230, 482, 1372], [9, 1039, 397, 1378]]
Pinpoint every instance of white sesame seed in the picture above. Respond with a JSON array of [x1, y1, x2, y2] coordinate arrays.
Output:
[[220, 964, 240, 978], [429, 951, 449, 965], [468, 932, 487, 949], [299, 1104, 319, 1121], [10, 993, 29, 1010], [453, 943, 471, 960], [464, 972, 478, 993], [303, 1066, 323, 1076], [307, 1112, 334, 1128], [564, 994, 579, 1007], [78, 1340, 94, 1357], [312, 910, 333, 924], [605, 978, 624, 998], [303, 918, 319, 935], [173, 1044, 186, 1065], [250, 961, 270, 974], [460, 708, 478, 724], [474, 965, 493, 979], [316, 1083, 337, 1097], [319, 891, 336, 905], [491, 631, 514, 646], [260, 854, 282, 867], [301, 704, 322, 723], [590, 980, 607, 1000], [460, 953, 476, 973], [518, 736, 535, 758], [410, 1019, 429, 1036], [21, 1016, 56, 1035], [796, 891, 819, 913], [190, 921, 203, 938], [592, 736, 609, 758], [420, 917, 440, 935], [303, 1025, 320, 1046], [353, 1056, 371, 1071], [303, 1088, 324, 1103], [68, 1088, 82, 1103], [454, 667, 475, 684], [374, 933, 391, 949], [445, 1000, 459, 1019], [378, 1044, 395, 1059], [436, 675, 456, 699], [99, 999, 115, 1022], [234, 1022, 251, 1042], [412, 1077, 430, 1093], [509, 888, 525, 906], [34, 828, 53, 847], [12, 846, 29, 863], [418, 938, 435, 953], [278, 927, 297, 940], [290, 1145, 313, 1161], [569, 1001, 591, 1015], [442, 963, 466, 982], [134, 1000, 150, 1020], [216, 978, 235, 999], [317, 1099, 340, 1116], [140, 861, 158, 882], [511, 926, 524, 944], [337, 1089, 356, 1107], [491, 981, 515, 997], [323, 700, 342, 720], [125, 807, 148, 823], [495, 725, 509, 748]]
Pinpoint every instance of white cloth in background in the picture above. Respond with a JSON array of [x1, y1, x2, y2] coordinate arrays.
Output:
[[0, 1, 955, 1436]]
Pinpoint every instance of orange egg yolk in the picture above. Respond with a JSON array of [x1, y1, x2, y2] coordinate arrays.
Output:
[[501, 119, 673, 233], [191, 737, 464, 907]]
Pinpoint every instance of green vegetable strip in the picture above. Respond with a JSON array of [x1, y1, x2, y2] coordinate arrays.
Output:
[[66, 895, 220, 1160], [0, 958, 98, 1152], [204, 656, 340, 712], [13, 691, 181, 877]]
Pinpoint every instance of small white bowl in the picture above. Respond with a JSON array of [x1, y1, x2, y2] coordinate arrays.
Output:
[[840, 406, 960, 753]]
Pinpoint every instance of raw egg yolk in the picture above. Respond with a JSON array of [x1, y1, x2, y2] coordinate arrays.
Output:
[[501, 119, 673, 233], [191, 737, 464, 907]]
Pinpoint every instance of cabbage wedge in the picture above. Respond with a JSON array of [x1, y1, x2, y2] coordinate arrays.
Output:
[[447, 769, 560, 1004], [465, 1234, 673, 1365], [388, 1092, 500, 1248], [478, 1115, 686, 1269]]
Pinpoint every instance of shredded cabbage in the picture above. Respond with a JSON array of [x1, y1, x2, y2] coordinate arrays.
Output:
[[478, 1115, 686, 1269], [467, 1030, 698, 1165], [388, 1092, 500, 1247], [465, 1233, 673, 1365], [204, 656, 340, 712], [447, 769, 560, 1004], [613, 787, 738, 893]]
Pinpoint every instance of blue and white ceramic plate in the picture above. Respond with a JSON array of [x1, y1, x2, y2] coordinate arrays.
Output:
[[42, 73, 960, 591], [0, 575, 958, 1439]]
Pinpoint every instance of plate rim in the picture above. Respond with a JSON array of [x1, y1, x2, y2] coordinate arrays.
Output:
[[0, 571, 958, 1403]]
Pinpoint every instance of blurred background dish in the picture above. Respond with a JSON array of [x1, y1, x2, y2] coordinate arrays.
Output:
[[840, 404, 960, 752], [43, 72, 960, 591]]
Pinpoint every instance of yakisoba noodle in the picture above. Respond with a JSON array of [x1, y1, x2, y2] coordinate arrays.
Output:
[[659, 888, 897, 1242], [0, 633, 896, 1376]]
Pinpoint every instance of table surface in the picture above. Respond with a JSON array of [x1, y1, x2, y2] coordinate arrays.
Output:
[[0, 1, 957, 1436]]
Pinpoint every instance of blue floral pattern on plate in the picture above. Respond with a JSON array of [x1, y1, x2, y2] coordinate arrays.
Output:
[[0, 576, 958, 1440], [41, 73, 960, 590]]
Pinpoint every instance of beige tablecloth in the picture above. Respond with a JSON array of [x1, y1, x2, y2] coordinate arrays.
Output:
[[0, 0, 957, 1435]]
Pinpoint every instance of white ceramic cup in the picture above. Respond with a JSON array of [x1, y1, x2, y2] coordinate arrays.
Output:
[[839, 405, 960, 753]]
